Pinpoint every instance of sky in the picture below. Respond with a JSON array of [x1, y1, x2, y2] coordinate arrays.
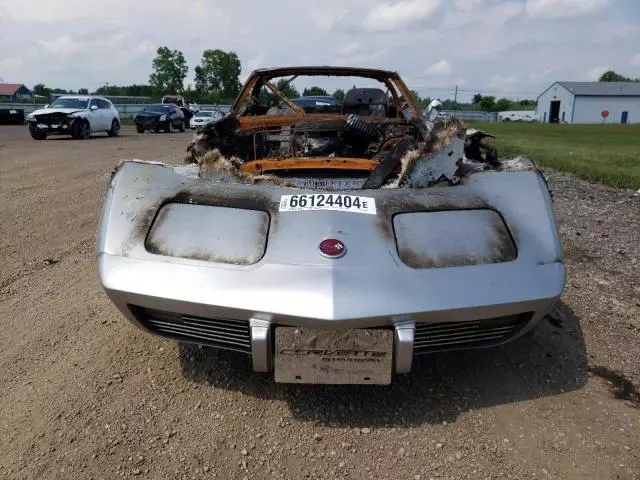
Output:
[[1, 0, 639, 102]]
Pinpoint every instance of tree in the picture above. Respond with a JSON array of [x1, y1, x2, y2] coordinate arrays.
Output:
[[495, 98, 512, 111], [479, 95, 496, 111], [149, 46, 188, 96], [94, 84, 154, 98], [332, 89, 345, 103], [78, 88, 89, 95], [275, 78, 300, 99], [518, 99, 536, 107], [302, 86, 328, 96], [194, 49, 242, 103], [472, 93, 483, 104], [33, 83, 50, 98], [599, 70, 628, 82]]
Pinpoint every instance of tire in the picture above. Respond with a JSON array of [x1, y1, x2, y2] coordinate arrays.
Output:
[[107, 119, 120, 137], [164, 120, 173, 133], [72, 120, 90, 140], [178, 120, 185, 132], [29, 129, 47, 140], [136, 125, 145, 134], [153, 123, 160, 133]]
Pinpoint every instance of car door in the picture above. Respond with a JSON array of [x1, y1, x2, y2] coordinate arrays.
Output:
[[171, 107, 181, 127], [100, 99, 114, 130], [87, 99, 103, 131]]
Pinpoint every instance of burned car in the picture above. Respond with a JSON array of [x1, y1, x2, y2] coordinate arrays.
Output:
[[97, 67, 565, 385]]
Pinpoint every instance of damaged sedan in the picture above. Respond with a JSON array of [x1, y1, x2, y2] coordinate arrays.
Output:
[[97, 66, 565, 385]]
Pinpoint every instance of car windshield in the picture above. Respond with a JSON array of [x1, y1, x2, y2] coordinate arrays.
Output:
[[240, 73, 404, 118], [48, 98, 89, 109], [195, 111, 214, 118], [143, 105, 172, 113]]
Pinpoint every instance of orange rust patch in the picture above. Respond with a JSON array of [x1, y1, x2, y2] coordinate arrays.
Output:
[[236, 115, 407, 130], [240, 157, 380, 174]]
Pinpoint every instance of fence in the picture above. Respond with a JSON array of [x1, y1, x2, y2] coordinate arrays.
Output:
[[2, 103, 496, 122]]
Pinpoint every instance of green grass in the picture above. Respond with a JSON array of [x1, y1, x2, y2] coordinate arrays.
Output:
[[471, 122, 640, 190]]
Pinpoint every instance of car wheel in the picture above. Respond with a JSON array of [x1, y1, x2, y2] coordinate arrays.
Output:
[[72, 120, 90, 140], [107, 119, 120, 137], [29, 127, 47, 140], [154, 122, 160, 133], [164, 120, 173, 133], [136, 125, 145, 134], [178, 120, 185, 132]]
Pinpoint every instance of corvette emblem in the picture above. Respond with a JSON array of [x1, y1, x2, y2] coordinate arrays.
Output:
[[319, 239, 346, 258]]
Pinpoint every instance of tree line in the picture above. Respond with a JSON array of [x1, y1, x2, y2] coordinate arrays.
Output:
[[41, 45, 632, 110], [599, 70, 640, 82]]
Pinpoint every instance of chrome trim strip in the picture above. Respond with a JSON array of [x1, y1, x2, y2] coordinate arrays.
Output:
[[394, 319, 415, 374], [250, 318, 272, 372]]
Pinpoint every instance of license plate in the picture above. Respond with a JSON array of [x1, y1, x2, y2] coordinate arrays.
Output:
[[274, 327, 393, 384], [279, 194, 376, 215]]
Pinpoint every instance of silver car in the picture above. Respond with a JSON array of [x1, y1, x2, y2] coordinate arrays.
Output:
[[190, 110, 222, 130], [97, 66, 565, 385]]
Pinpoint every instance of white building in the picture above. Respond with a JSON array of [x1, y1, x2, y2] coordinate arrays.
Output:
[[536, 82, 640, 124]]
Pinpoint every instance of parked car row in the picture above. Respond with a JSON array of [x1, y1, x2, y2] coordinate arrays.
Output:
[[25, 94, 225, 140], [134, 104, 224, 134]]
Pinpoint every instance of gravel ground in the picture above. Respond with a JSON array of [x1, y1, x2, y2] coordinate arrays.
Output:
[[0, 125, 638, 480]]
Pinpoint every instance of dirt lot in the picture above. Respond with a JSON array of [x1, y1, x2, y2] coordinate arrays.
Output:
[[1, 125, 638, 480]]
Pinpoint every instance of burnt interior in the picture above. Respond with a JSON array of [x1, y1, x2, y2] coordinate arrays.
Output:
[[185, 67, 502, 188], [218, 115, 422, 163], [192, 68, 428, 167]]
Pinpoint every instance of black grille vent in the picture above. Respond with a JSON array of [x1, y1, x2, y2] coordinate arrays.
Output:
[[130, 306, 251, 353], [413, 313, 532, 355]]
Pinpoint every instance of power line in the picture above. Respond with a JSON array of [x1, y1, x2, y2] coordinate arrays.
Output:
[[411, 86, 540, 96]]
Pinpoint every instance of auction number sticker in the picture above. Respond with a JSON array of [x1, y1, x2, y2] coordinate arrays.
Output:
[[279, 194, 376, 215]]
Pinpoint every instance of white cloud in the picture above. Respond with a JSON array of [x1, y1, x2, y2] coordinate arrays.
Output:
[[587, 65, 610, 80], [0, 0, 638, 98], [443, 1, 522, 29], [525, 0, 613, 19], [136, 41, 155, 55], [363, 0, 440, 32], [631, 53, 640, 68], [38, 35, 82, 56], [0, 58, 24, 80], [489, 69, 554, 92], [426, 60, 452, 76], [454, 0, 483, 12]]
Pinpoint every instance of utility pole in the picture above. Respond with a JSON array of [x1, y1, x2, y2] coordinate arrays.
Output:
[[453, 85, 458, 109]]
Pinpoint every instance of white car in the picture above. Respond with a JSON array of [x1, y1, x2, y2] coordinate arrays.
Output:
[[26, 95, 121, 140], [498, 111, 537, 122], [190, 110, 222, 130]]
